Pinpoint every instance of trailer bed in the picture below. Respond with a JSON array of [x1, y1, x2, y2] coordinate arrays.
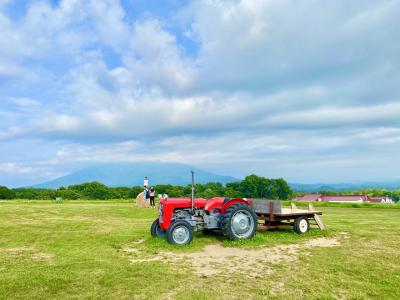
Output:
[[272, 208, 322, 216], [251, 199, 325, 231]]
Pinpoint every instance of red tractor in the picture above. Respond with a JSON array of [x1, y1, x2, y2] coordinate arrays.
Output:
[[150, 171, 258, 245]]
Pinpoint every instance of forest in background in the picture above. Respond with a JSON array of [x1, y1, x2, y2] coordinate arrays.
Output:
[[0, 174, 399, 202]]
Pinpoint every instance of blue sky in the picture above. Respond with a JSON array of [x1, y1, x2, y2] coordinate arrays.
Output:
[[0, 0, 400, 187]]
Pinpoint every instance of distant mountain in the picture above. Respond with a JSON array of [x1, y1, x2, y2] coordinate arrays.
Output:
[[31, 163, 400, 191], [289, 181, 400, 192], [33, 162, 239, 188]]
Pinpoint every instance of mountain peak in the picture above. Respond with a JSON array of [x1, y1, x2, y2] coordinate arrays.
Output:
[[33, 162, 238, 188]]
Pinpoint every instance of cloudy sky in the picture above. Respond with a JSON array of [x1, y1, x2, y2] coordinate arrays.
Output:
[[0, 0, 399, 187]]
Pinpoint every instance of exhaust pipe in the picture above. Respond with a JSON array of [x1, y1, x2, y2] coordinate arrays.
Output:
[[191, 170, 195, 213]]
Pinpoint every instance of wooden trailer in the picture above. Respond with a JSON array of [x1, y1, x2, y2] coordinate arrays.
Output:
[[251, 200, 325, 233]]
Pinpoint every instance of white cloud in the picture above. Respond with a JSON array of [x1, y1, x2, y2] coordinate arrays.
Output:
[[125, 18, 197, 92], [263, 101, 400, 129], [52, 140, 141, 163], [37, 115, 81, 133], [184, 0, 400, 94], [0, 126, 25, 140], [0, 162, 32, 174]]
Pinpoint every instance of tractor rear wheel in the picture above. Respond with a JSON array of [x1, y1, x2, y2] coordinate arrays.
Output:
[[150, 219, 166, 238], [222, 203, 257, 240], [167, 220, 193, 245], [294, 216, 309, 234]]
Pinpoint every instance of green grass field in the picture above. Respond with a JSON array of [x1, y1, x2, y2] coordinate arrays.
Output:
[[1, 201, 399, 299]]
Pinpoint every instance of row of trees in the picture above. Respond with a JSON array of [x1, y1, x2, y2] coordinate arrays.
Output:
[[2, 175, 399, 201], [0, 175, 293, 200]]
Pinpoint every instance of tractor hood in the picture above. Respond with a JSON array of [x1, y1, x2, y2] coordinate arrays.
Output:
[[159, 197, 207, 208]]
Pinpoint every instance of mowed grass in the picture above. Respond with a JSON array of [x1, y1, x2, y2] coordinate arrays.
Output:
[[0, 201, 399, 299]]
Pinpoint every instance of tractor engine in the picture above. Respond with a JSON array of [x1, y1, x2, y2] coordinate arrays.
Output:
[[172, 208, 221, 230]]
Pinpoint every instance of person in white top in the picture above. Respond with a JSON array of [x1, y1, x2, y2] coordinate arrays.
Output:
[[143, 177, 149, 206]]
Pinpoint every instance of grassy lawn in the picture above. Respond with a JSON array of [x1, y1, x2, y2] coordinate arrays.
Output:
[[0, 201, 399, 299]]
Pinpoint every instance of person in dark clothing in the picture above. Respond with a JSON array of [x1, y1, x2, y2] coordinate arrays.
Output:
[[149, 187, 156, 208], [144, 188, 150, 206]]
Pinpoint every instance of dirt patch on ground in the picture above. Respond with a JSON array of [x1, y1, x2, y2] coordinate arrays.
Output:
[[128, 237, 341, 278], [338, 232, 351, 239], [1, 247, 54, 261], [0, 246, 34, 255], [122, 245, 140, 254], [270, 281, 285, 295], [304, 237, 340, 247], [32, 252, 54, 260], [174, 243, 297, 277]]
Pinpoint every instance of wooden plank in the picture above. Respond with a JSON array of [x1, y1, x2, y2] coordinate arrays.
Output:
[[313, 214, 326, 230], [275, 208, 323, 216], [291, 202, 297, 212], [269, 201, 274, 222], [252, 199, 282, 214]]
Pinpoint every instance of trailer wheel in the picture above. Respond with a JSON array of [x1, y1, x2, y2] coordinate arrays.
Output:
[[222, 202, 257, 240], [294, 216, 309, 234], [167, 220, 193, 245], [150, 219, 166, 238]]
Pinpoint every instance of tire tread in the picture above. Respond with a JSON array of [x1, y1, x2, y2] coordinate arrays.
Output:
[[150, 219, 165, 237], [221, 202, 257, 240], [294, 216, 309, 234]]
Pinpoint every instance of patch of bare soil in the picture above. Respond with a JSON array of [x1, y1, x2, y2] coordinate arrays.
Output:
[[270, 281, 285, 295], [31, 253, 54, 260], [1, 247, 54, 261], [338, 232, 351, 239], [128, 237, 341, 278], [122, 245, 140, 254], [304, 237, 340, 247], [0, 246, 34, 255], [173, 244, 297, 277]]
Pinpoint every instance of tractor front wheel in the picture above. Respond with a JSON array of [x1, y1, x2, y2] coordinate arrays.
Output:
[[294, 216, 309, 234], [167, 220, 193, 245], [150, 219, 166, 238], [222, 203, 257, 240]]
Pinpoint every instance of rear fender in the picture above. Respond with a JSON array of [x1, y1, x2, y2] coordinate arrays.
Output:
[[221, 198, 252, 213]]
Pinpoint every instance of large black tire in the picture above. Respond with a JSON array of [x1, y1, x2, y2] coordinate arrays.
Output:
[[294, 216, 309, 234], [150, 219, 166, 238], [167, 220, 193, 245], [222, 202, 257, 240]]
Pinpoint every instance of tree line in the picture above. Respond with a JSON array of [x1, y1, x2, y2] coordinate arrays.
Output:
[[0, 175, 293, 200], [1, 175, 399, 201]]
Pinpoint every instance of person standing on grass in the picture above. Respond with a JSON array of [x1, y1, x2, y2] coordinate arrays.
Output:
[[144, 188, 150, 207], [143, 176, 149, 205], [149, 187, 156, 208]]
